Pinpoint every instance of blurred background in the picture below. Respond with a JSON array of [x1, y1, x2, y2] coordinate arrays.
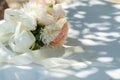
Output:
[[0, 0, 28, 20], [6, 0, 28, 8]]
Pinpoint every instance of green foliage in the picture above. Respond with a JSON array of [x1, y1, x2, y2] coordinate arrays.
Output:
[[49, 4, 54, 8], [31, 24, 45, 50]]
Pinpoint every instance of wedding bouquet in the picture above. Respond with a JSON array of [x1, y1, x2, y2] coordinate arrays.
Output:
[[0, 0, 78, 67], [0, 0, 84, 68], [0, 0, 68, 53]]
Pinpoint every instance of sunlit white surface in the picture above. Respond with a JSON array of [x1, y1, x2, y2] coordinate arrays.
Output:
[[100, 16, 111, 19], [89, 0, 106, 6], [71, 62, 88, 70], [114, 16, 120, 22], [106, 69, 120, 79], [75, 68, 98, 78], [96, 57, 114, 63], [79, 39, 105, 46], [113, 4, 120, 9]]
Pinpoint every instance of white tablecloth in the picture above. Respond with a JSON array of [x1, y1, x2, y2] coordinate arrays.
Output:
[[0, 0, 120, 80]]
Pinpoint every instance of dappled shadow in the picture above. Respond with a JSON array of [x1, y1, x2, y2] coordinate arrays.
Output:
[[63, 0, 120, 80], [0, 0, 120, 80]]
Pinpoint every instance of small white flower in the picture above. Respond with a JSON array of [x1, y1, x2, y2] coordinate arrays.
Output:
[[9, 23, 35, 53]]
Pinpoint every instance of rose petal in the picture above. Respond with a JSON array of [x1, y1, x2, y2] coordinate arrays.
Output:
[[49, 18, 68, 46]]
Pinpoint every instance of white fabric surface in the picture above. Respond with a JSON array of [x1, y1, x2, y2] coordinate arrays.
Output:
[[0, 0, 120, 80]]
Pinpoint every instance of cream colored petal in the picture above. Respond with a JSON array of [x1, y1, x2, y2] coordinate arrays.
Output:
[[20, 14, 37, 30], [15, 31, 35, 49], [56, 18, 67, 28], [22, 2, 44, 17], [54, 4, 66, 19], [55, 0, 70, 3], [40, 23, 60, 44], [4, 9, 22, 23], [9, 30, 35, 53], [4, 8, 37, 30], [37, 11, 55, 25], [0, 34, 13, 43], [0, 20, 15, 43], [0, 20, 15, 35]]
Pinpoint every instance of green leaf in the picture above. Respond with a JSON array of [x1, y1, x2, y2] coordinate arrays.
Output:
[[49, 4, 54, 8], [31, 24, 45, 50]]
